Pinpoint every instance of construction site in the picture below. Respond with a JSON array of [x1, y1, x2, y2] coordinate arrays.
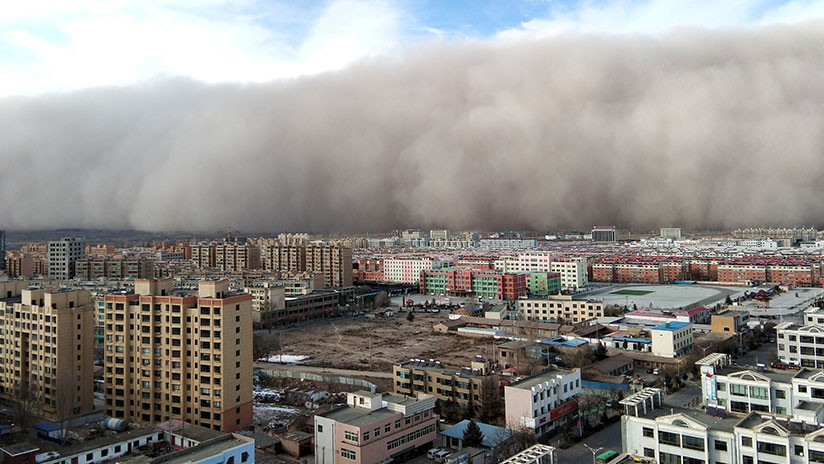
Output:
[[269, 312, 493, 373]]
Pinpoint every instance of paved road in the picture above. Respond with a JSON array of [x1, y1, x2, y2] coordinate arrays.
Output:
[[556, 419, 623, 463], [254, 361, 393, 379], [738, 342, 776, 367]]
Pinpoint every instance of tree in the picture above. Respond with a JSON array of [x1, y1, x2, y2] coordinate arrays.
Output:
[[594, 343, 608, 361], [570, 345, 597, 368], [479, 376, 503, 424], [490, 428, 536, 462], [406, 311, 415, 322], [462, 420, 484, 448], [253, 332, 281, 361]]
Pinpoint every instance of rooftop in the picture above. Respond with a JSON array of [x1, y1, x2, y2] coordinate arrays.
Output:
[[440, 420, 513, 448], [507, 367, 578, 390], [652, 321, 691, 331], [151, 434, 252, 464], [715, 366, 798, 384], [319, 404, 398, 427], [155, 420, 224, 443]]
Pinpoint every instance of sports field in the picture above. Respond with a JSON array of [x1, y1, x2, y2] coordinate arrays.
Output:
[[611, 289, 654, 296]]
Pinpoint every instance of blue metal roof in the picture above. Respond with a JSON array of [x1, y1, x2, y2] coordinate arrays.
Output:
[[441, 420, 513, 448], [610, 336, 650, 344], [652, 321, 691, 331]]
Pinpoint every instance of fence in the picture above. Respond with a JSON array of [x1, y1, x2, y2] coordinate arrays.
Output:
[[255, 368, 377, 390]]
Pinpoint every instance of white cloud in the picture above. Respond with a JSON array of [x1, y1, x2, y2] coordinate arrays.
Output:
[[0, 0, 405, 96], [495, 0, 824, 41]]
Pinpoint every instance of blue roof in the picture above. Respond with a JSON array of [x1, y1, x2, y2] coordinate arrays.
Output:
[[539, 337, 588, 347], [34, 421, 60, 432], [441, 420, 513, 448], [652, 321, 691, 331]]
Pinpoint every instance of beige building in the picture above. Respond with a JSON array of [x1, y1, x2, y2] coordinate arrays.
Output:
[[0, 285, 95, 420], [517, 295, 604, 323], [711, 311, 749, 334], [75, 255, 151, 280], [392, 357, 495, 413], [104, 279, 253, 432], [261, 245, 352, 287]]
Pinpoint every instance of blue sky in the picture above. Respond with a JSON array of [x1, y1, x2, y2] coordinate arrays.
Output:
[[1, 0, 823, 96]]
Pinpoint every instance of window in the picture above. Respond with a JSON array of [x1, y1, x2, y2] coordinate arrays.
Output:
[[741, 436, 752, 447], [717, 382, 725, 391], [749, 386, 768, 399], [341, 449, 356, 460], [659, 431, 679, 447], [776, 389, 786, 399], [730, 384, 748, 396], [659, 452, 680, 464], [795, 445, 804, 456], [715, 440, 727, 451], [344, 431, 358, 442], [757, 441, 786, 457], [644, 448, 655, 458], [643, 427, 654, 438], [799, 385, 808, 393], [317, 424, 323, 433], [683, 435, 704, 451]]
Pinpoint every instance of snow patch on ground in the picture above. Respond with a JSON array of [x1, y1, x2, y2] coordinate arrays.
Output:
[[259, 354, 309, 364]]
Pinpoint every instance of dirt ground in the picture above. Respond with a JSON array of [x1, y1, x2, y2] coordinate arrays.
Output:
[[278, 312, 494, 372]]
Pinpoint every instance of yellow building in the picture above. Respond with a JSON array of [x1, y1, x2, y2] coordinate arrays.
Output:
[[104, 279, 253, 432], [0, 285, 95, 420]]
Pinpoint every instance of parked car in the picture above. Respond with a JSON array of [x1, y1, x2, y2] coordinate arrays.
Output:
[[653, 368, 660, 375]]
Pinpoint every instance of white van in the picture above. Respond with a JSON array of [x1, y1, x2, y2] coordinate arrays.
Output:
[[427, 448, 444, 460]]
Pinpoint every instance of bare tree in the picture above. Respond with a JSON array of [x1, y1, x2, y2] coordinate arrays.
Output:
[[490, 427, 537, 462], [480, 375, 503, 424], [253, 332, 282, 361]]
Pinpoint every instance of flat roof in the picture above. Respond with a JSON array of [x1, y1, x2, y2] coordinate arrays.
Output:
[[0, 444, 40, 457], [508, 368, 577, 390], [715, 367, 797, 383], [151, 435, 251, 464], [653, 321, 691, 331], [320, 405, 398, 427]]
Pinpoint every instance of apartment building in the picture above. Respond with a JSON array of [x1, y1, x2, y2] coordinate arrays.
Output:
[[315, 391, 438, 464], [4, 251, 34, 278], [429, 229, 450, 240], [48, 237, 85, 279], [420, 268, 527, 301], [660, 228, 682, 240], [777, 309, 824, 368], [75, 255, 151, 280], [243, 283, 286, 313], [0, 230, 4, 271], [504, 367, 581, 437], [517, 295, 604, 324], [550, 257, 588, 291], [306, 244, 353, 287], [525, 272, 561, 296], [103, 278, 253, 432], [191, 244, 216, 268], [591, 226, 617, 242], [622, 402, 824, 464], [650, 322, 693, 358], [215, 243, 260, 272], [0, 287, 94, 420], [382, 258, 452, 284], [393, 357, 495, 412]]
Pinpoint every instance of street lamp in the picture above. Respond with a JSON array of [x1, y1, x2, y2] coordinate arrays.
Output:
[[583, 444, 603, 464]]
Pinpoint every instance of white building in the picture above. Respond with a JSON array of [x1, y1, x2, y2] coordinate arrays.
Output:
[[550, 257, 588, 291], [48, 237, 85, 279], [429, 229, 450, 240], [660, 228, 682, 240], [382, 257, 453, 284], [504, 367, 581, 437], [621, 402, 824, 464], [650, 321, 693, 358], [777, 309, 824, 368], [517, 295, 604, 324], [698, 355, 824, 424]]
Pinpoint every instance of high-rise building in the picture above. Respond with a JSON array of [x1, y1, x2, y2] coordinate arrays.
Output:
[[75, 255, 151, 280], [305, 245, 353, 287], [0, 285, 95, 420], [48, 237, 85, 279], [429, 229, 450, 240], [660, 227, 682, 240], [104, 279, 253, 432], [591, 226, 617, 242]]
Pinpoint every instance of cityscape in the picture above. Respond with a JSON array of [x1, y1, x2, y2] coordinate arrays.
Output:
[[2, 1, 824, 464]]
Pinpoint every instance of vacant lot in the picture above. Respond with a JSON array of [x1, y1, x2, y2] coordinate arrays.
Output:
[[610, 289, 654, 296], [276, 312, 493, 372]]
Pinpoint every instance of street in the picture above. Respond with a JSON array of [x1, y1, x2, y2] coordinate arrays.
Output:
[[556, 420, 623, 463], [738, 341, 776, 367]]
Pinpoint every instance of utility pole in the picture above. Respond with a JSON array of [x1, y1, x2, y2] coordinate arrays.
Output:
[[583, 444, 603, 464]]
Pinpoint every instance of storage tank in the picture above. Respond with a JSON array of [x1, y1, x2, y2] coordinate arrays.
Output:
[[102, 418, 128, 432]]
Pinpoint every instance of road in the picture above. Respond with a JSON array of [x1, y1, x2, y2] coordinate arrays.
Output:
[[556, 420, 623, 463], [254, 361, 393, 379], [737, 341, 776, 367]]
